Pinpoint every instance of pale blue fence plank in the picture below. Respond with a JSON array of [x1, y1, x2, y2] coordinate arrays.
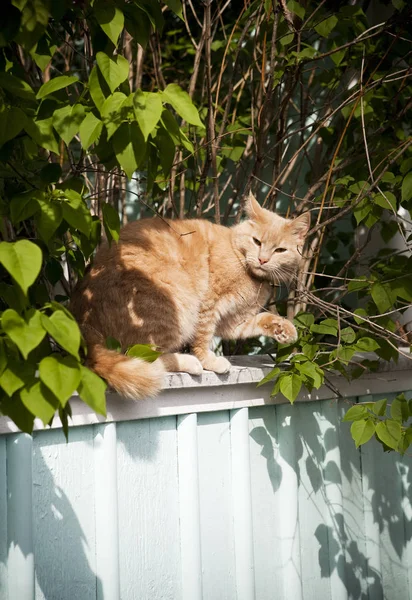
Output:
[[197, 411, 236, 600], [117, 417, 181, 600], [93, 423, 120, 600], [230, 407, 255, 600], [32, 427, 98, 600], [249, 405, 285, 600], [0, 437, 7, 600], [177, 413, 202, 600], [7, 433, 34, 600]]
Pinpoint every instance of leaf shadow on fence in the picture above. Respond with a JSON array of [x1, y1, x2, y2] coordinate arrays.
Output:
[[250, 398, 412, 599]]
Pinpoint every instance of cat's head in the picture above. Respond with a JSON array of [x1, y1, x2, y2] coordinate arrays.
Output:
[[233, 193, 310, 285]]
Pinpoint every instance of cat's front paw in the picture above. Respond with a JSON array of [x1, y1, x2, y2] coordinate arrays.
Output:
[[201, 354, 231, 374], [260, 314, 298, 344]]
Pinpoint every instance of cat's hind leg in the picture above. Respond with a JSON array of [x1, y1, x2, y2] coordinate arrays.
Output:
[[159, 353, 203, 375]]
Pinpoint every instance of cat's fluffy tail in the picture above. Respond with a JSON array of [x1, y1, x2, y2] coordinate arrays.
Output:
[[88, 344, 165, 399]]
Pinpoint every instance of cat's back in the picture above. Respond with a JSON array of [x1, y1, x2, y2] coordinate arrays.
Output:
[[94, 216, 228, 271]]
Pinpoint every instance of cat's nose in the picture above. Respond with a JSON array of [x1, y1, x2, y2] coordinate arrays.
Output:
[[259, 257, 269, 265]]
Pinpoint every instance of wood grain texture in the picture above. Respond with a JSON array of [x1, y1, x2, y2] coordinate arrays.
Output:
[[32, 427, 98, 600], [197, 411, 236, 600], [116, 417, 181, 600]]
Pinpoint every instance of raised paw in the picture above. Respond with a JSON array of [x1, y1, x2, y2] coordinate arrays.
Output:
[[201, 354, 231, 374], [260, 314, 298, 344]]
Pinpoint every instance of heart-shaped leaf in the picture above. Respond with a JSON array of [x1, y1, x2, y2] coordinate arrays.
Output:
[[96, 52, 129, 93], [101, 92, 127, 139], [78, 366, 107, 416], [133, 90, 163, 140], [79, 112, 103, 148], [2, 309, 46, 359], [0, 239, 42, 295], [112, 121, 145, 178], [95, 0, 124, 46], [53, 104, 85, 145], [20, 381, 59, 425], [39, 355, 81, 407], [162, 83, 203, 127], [41, 310, 81, 359]]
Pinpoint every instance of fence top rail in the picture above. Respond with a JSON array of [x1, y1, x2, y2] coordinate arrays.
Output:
[[0, 352, 411, 435]]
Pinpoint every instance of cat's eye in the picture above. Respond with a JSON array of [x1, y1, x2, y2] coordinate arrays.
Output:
[[274, 247, 287, 253], [252, 237, 261, 246]]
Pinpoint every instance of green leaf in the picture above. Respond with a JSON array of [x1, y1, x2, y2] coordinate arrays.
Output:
[[295, 361, 323, 388], [0, 394, 35, 434], [374, 191, 396, 211], [77, 366, 107, 416], [294, 312, 314, 329], [391, 396, 409, 422], [355, 337, 380, 352], [79, 112, 103, 148], [101, 92, 128, 139], [350, 419, 376, 448], [371, 281, 396, 313], [20, 381, 58, 425], [95, 0, 124, 45], [102, 202, 120, 244], [126, 344, 161, 362], [162, 84, 203, 127], [257, 366, 281, 387], [342, 404, 367, 422], [0, 72, 36, 101], [372, 398, 387, 416], [310, 319, 338, 335], [112, 122, 145, 179], [401, 172, 412, 202], [88, 66, 108, 112], [164, 0, 183, 19], [24, 117, 59, 154], [279, 373, 302, 403], [35, 199, 63, 242], [0, 239, 42, 295], [96, 52, 129, 94], [280, 33, 293, 46], [39, 355, 81, 407], [2, 309, 46, 359], [0, 340, 7, 377], [340, 327, 356, 344], [0, 357, 33, 397], [36, 75, 79, 99], [315, 15, 338, 37], [161, 109, 193, 152], [41, 311, 81, 359], [133, 90, 163, 140], [61, 190, 92, 235], [40, 163, 62, 184], [375, 420, 402, 450], [287, 0, 305, 19], [53, 104, 85, 145], [0, 107, 26, 147], [10, 191, 40, 224]]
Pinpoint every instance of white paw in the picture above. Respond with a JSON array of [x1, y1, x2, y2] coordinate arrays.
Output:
[[181, 355, 203, 376], [202, 355, 231, 374]]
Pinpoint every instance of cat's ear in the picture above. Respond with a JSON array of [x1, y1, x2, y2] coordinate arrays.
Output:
[[244, 193, 264, 220], [289, 212, 311, 243]]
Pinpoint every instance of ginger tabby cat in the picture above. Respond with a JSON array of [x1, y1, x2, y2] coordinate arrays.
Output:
[[70, 194, 310, 398]]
